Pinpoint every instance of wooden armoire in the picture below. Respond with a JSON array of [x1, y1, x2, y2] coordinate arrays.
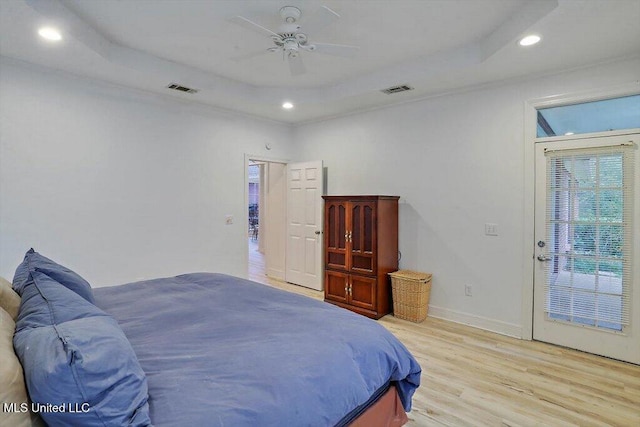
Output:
[[322, 195, 399, 319]]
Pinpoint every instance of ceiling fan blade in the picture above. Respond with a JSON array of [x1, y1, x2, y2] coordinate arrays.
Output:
[[229, 15, 280, 38], [230, 48, 272, 62], [311, 43, 360, 58], [303, 6, 340, 35], [288, 54, 306, 76]]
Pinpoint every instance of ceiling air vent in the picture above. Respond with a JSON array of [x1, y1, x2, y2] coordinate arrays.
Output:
[[380, 84, 414, 95], [166, 83, 199, 94]]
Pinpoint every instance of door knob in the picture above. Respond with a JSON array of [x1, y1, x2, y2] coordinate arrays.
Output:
[[315, 231, 321, 235], [537, 255, 552, 262]]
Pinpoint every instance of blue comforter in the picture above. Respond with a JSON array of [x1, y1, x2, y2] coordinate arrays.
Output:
[[94, 273, 421, 426]]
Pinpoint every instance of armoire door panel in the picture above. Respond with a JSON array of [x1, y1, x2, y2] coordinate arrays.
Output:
[[328, 204, 336, 248], [352, 204, 361, 251], [363, 205, 373, 252], [351, 255, 373, 274], [327, 251, 346, 269], [350, 275, 376, 311], [325, 270, 348, 303], [349, 201, 377, 274], [324, 202, 348, 271]]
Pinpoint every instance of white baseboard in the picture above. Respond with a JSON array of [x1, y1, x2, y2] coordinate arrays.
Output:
[[428, 305, 523, 339], [266, 268, 285, 281]]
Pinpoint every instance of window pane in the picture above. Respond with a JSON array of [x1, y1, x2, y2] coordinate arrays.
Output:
[[596, 294, 623, 331], [599, 225, 623, 259], [599, 154, 623, 187], [575, 190, 595, 221], [599, 190, 623, 222], [573, 157, 597, 188], [598, 263, 623, 291], [573, 224, 595, 256], [537, 94, 640, 138]]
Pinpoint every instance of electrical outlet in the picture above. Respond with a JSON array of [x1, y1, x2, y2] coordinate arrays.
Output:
[[465, 284, 473, 297], [485, 223, 498, 236], [225, 215, 233, 225]]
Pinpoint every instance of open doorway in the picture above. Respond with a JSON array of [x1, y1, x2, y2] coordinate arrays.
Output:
[[246, 157, 287, 283], [247, 162, 264, 281]]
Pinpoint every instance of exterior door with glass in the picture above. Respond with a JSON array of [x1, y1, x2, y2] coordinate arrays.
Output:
[[533, 133, 639, 364]]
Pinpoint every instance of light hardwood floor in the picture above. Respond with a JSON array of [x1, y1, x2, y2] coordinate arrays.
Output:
[[248, 240, 640, 426]]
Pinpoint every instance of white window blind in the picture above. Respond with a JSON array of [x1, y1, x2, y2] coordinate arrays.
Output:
[[544, 144, 635, 331]]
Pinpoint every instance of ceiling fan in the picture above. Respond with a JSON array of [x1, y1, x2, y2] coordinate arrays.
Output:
[[230, 5, 359, 76]]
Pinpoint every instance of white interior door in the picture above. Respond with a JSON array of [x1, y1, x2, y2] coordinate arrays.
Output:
[[286, 161, 324, 290], [533, 133, 639, 364]]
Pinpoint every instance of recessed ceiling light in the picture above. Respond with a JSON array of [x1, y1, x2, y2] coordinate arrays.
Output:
[[38, 27, 62, 41], [519, 34, 541, 47], [564, 132, 574, 136], [282, 102, 294, 110]]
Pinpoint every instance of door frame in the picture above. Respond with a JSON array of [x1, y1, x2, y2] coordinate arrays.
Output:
[[521, 83, 640, 340]]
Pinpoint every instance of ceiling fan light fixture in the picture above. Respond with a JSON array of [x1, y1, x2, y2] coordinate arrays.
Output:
[[282, 102, 294, 110], [38, 27, 62, 41], [280, 6, 301, 23], [519, 34, 541, 47], [283, 39, 299, 52]]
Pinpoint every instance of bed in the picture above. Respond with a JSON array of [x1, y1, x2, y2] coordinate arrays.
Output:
[[2, 249, 421, 426]]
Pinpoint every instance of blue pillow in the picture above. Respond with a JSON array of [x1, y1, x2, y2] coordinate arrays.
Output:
[[13, 270, 151, 426], [13, 248, 95, 303]]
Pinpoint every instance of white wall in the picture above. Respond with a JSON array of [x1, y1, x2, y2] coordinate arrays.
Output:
[[292, 57, 640, 336], [0, 59, 292, 286], [2, 54, 638, 337]]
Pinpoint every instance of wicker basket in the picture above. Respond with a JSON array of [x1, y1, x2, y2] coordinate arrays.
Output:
[[389, 270, 432, 323]]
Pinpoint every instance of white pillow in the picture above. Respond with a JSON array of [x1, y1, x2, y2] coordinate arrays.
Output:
[[0, 307, 44, 426], [0, 277, 20, 321]]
